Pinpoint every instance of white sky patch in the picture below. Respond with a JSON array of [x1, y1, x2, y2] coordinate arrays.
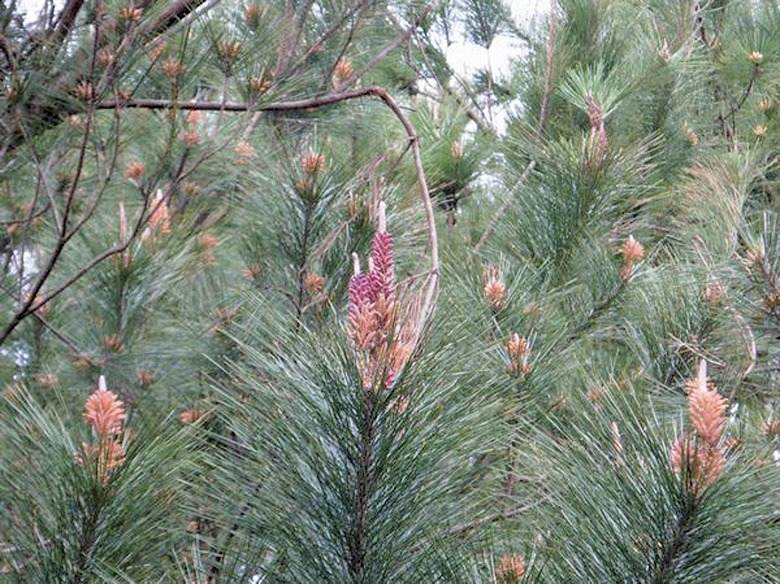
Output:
[[445, 0, 545, 79]]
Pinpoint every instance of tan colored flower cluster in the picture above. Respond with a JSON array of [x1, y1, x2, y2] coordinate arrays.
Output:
[[507, 333, 532, 375], [496, 553, 526, 584], [180, 409, 206, 424], [179, 110, 202, 147], [242, 263, 262, 280], [142, 189, 171, 244], [620, 235, 644, 279], [198, 233, 218, 265], [301, 150, 326, 175], [118, 5, 143, 21], [73, 80, 94, 101], [305, 273, 326, 294], [670, 360, 728, 493], [234, 140, 255, 165], [161, 58, 186, 82], [333, 58, 354, 85], [702, 281, 726, 306], [748, 50, 763, 64], [585, 96, 608, 165], [684, 125, 698, 146], [249, 76, 272, 96], [243, 3, 264, 29], [124, 160, 145, 182], [450, 141, 463, 159], [482, 265, 506, 312], [77, 376, 127, 483], [218, 40, 241, 63]]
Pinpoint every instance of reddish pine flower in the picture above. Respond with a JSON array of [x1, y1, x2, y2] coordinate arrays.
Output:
[[234, 140, 255, 165], [496, 553, 526, 583], [346, 201, 412, 390], [301, 150, 326, 175], [671, 360, 729, 493], [37, 373, 58, 387], [179, 409, 204, 424], [136, 370, 155, 387], [702, 281, 726, 305], [198, 233, 218, 250], [482, 266, 506, 311], [621, 235, 644, 263], [124, 160, 145, 182], [161, 58, 186, 81], [118, 6, 143, 21], [507, 333, 531, 374], [242, 263, 262, 280], [84, 376, 126, 437]]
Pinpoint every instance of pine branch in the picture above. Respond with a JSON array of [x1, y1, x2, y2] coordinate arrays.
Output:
[[294, 201, 315, 329], [440, 495, 551, 541], [654, 494, 697, 583], [537, 0, 557, 132], [349, 387, 376, 580], [716, 63, 761, 136], [51, 0, 85, 46]]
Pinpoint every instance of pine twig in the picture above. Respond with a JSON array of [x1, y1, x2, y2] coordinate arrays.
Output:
[[409, 495, 551, 553], [474, 160, 535, 252], [333, 7, 431, 93], [537, 0, 557, 133]]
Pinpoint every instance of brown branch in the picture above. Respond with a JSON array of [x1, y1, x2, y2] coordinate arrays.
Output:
[[137, 0, 212, 38], [51, 0, 86, 45], [0, 163, 156, 347], [141, 0, 222, 57], [24, 190, 161, 323]]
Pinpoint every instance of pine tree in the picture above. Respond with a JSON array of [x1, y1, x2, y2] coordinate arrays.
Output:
[[1, 0, 779, 581]]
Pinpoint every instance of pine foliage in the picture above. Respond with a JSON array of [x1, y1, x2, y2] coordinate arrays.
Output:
[[2, 0, 780, 582]]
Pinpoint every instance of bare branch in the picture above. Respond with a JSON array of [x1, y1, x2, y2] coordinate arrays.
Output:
[[138, 0, 212, 38], [51, 0, 85, 44]]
